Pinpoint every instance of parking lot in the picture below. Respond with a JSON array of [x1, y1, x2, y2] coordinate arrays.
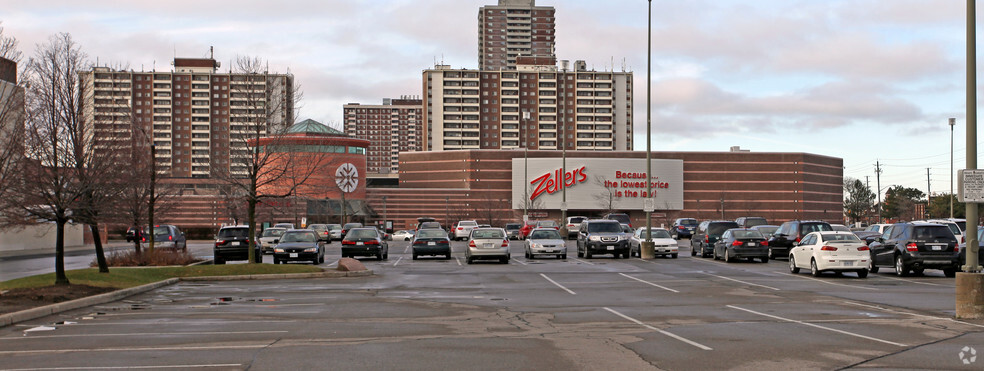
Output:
[[1, 238, 982, 370]]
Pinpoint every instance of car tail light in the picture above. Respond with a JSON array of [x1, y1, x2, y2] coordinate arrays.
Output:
[[955, 246, 960, 252], [677, 226, 685, 230], [469, 240, 476, 247], [795, 236, 801, 243], [141, 237, 146, 242], [168, 235, 172, 241], [364, 239, 380, 245], [341, 240, 355, 245], [458, 227, 463, 230], [731, 240, 744, 246], [962, 236, 966, 243], [501, 240, 509, 247], [705, 235, 710, 243], [857, 246, 869, 251], [324, 231, 329, 235], [413, 240, 427, 245], [906, 243, 918, 252], [820, 246, 838, 251], [760, 240, 768, 246]]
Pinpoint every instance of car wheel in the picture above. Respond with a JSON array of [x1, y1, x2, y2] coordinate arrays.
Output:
[[584, 249, 592, 259], [501, 257, 509, 264], [912, 268, 925, 276], [562, 254, 568, 260], [273, 258, 280, 265], [789, 256, 799, 274], [445, 253, 452, 260], [466, 257, 473, 264], [214, 258, 225, 265], [811, 259, 821, 277], [867, 259, 879, 273], [944, 267, 957, 278], [725, 249, 732, 263], [671, 253, 678, 259], [761, 257, 769, 263], [857, 269, 868, 278], [412, 253, 418, 260], [895, 255, 909, 277]]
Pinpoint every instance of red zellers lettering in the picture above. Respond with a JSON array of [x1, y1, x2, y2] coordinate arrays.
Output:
[[530, 166, 587, 201]]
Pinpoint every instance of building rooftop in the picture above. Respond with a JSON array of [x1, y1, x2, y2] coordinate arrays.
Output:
[[287, 119, 344, 135]]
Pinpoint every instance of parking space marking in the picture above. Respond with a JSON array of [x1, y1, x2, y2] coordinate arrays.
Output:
[[3, 365, 243, 370], [5, 330, 288, 340], [788, 274, 879, 290], [603, 307, 712, 350], [619, 273, 679, 293], [872, 275, 952, 287], [540, 273, 576, 295], [455, 257, 461, 265], [702, 273, 780, 291], [683, 256, 781, 276], [393, 257, 403, 266], [326, 259, 339, 267], [511, 258, 528, 265], [403, 246, 410, 253], [0, 344, 271, 356], [571, 258, 595, 265], [842, 301, 984, 329], [726, 305, 907, 347]]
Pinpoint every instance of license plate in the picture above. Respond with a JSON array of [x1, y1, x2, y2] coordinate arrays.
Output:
[[747, 242, 756, 247], [932, 246, 942, 251], [607, 246, 614, 250], [484, 243, 495, 248], [289, 253, 298, 258], [428, 242, 436, 246], [357, 242, 364, 246], [844, 261, 853, 266], [232, 241, 240, 246]]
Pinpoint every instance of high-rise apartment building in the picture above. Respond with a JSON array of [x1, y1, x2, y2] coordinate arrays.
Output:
[[343, 97, 423, 174], [422, 59, 632, 152], [83, 58, 293, 179], [478, 0, 556, 71]]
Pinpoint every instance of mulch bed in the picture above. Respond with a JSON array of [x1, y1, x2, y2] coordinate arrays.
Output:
[[0, 285, 115, 315]]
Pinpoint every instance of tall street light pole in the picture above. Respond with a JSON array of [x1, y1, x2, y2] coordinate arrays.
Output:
[[641, 0, 655, 259], [148, 143, 156, 253], [951, 117, 956, 218]]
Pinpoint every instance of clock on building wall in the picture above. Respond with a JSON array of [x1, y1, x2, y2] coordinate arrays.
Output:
[[335, 163, 359, 193]]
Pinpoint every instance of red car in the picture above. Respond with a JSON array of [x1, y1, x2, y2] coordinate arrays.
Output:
[[519, 221, 537, 240], [520, 220, 558, 239]]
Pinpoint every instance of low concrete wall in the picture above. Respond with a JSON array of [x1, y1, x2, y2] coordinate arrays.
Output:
[[0, 224, 86, 257]]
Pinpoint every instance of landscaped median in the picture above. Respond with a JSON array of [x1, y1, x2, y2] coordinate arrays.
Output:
[[0, 258, 372, 328]]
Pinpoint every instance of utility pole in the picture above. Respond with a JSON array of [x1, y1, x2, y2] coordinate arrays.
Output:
[[875, 161, 883, 223], [951, 117, 957, 219], [641, 0, 655, 259], [927, 168, 931, 218]]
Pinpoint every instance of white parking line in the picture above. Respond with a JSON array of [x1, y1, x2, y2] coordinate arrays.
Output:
[[2, 365, 243, 370], [403, 246, 410, 253], [571, 258, 595, 265], [326, 259, 339, 267], [455, 257, 461, 266], [873, 275, 951, 287], [726, 305, 907, 347], [789, 274, 879, 291], [702, 273, 780, 291], [604, 307, 712, 350], [619, 273, 679, 293], [393, 257, 403, 266], [0, 344, 270, 356], [9, 331, 288, 340], [540, 273, 576, 295], [841, 301, 984, 329], [511, 258, 528, 265]]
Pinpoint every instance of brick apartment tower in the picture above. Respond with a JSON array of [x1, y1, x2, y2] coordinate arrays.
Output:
[[343, 97, 423, 175], [422, 59, 632, 152], [82, 58, 293, 179], [479, 0, 556, 71]]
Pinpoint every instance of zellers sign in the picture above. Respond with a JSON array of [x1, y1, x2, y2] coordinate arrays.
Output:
[[512, 158, 684, 211]]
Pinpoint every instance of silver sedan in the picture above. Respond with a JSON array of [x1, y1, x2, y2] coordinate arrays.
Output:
[[524, 228, 567, 259]]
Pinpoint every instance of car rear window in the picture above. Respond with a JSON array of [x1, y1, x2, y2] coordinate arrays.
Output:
[[820, 233, 860, 242], [417, 229, 446, 238], [733, 230, 763, 239], [458, 221, 478, 227], [347, 229, 378, 239], [343, 223, 362, 229], [505, 223, 522, 230], [262, 228, 285, 237], [800, 223, 832, 235], [754, 226, 778, 236], [742, 218, 767, 227], [537, 221, 558, 228], [568, 217, 586, 224], [638, 229, 671, 239], [606, 214, 630, 224], [913, 226, 954, 240], [708, 222, 739, 236], [588, 222, 622, 233], [419, 222, 442, 229], [281, 232, 317, 243], [472, 229, 505, 239], [219, 228, 249, 238], [680, 219, 698, 226]]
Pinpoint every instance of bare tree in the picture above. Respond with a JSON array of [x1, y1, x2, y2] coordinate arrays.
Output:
[[0, 33, 88, 285], [0, 23, 23, 63], [592, 174, 618, 214]]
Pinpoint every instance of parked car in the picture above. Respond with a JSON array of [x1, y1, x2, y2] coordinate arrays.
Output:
[[670, 218, 699, 240], [411, 228, 451, 260], [922, 219, 965, 245], [564, 216, 588, 239], [577, 219, 630, 259], [867, 222, 959, 277], [767, 220, 833, 259], [691, 220, 739, 258], [125, 227, 141, 243], [750, 225, 779, 239], [340, 222, 363, 239], [713, 228, 768, 263], [603, 213, 631, 228], [328, 224, 342, 241], [308, 224, 331, 242], [214, 225, 261, 264], [505, 222, 523, 240], [519, 220, 538, 240], [536, 220, 560, 230], [789, 231, 870, 278], [854, 230, 882, 245], [144, 224, 187, 251], [465, 227, 510, 264], [454, 220, 479, 241], [524, 228, 567, 259], [830, 224, 851, 232], [392, 230, 416, 241], [734, 217, 768, 228], [272, 229, 324, 265], [259, 227, 287, 254], [629, 227, 677, 258], [864, 223, 893, 235], [341, 227, 389, 260], [273, 223, 295, 229]]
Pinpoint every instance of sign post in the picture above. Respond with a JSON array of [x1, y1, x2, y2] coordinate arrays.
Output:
[[958, 169, 983, 274]]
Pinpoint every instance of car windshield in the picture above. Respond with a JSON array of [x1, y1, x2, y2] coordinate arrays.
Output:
[[262, 228, 285, 237], [607, 214, 630, 224], [637, 229, 671, 239], [505, 224, 521, 230], [152, 226, 169, 236], [530, 230, 562, 239], [708, 223, 739, 236], [588, 222, 622, 233], [913, 226, 954, 240], [680, 219, 698, 226], [417, 229, 446, 238], [281, 232, 316, 243], [733, 230, 763, 239], [820, 233, 861, 242], [939, 223, 961, 236], [471, 229, 505, 239], [347, 229, 378, 239], [218, 228, 249, 238]]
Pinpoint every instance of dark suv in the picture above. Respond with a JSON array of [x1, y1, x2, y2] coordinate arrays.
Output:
[[603, 213, 632, 228], [214, 225, 261, 264], [867, 222, 959, 277], [577, 219, 630, 259], [735, 217, 768, 228], [768, 220, 832, 259], [671, 218, 699, 240], [691, 220, 739, 258]]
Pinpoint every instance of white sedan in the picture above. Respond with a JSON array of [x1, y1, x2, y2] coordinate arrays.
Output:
[[789, 231, 870, 278], [392, 230, 415, 241], [629, 227, 678, 258]]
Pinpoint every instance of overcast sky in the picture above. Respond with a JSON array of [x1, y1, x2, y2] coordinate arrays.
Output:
[[2, 0, 977, 196]]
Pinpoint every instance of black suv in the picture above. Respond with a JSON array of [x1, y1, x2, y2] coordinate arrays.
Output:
[[671, 218, 699, 240], [603, 213, 632, 228], [577, 219, 630, 259], [867, 222, 959, 277], [214, 225, 261, 264], [735, 217, 768, 228], [767, 220, 833, 259], [691, 220, 739, 258]]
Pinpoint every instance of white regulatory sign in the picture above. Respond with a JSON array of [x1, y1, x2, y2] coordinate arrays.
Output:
[[643, 198, 655, 212], [959, 169, 984, 203]]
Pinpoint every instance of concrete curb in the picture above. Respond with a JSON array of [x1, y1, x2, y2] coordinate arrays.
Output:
[[0, 269, 373, 328]]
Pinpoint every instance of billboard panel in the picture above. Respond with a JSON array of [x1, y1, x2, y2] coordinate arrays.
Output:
[[511, 158, 683, 211]]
